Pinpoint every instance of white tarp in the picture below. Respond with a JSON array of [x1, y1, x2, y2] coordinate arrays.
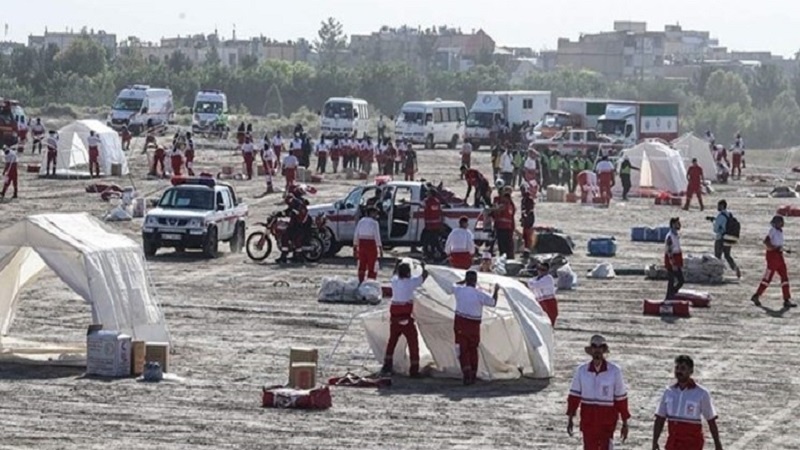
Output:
[[672, 133, 716, 178], [617, 141, 688, 194], [0, 213, 169, 345], [361, 266, 555, 380], [40, 120, 129, 177]]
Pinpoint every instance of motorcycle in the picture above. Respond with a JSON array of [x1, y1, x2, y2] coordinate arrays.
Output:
[[246, 211, 325, 262]]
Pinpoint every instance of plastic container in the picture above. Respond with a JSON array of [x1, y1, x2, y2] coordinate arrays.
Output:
[[588, 237, 617, 257]]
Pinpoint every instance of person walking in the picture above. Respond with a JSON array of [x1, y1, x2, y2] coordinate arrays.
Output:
[[1, 146, 19, 199], [567, 334, 630, 450], [711, 200, 741, 278], [684, 158, 705, 211], [665, 217, 685, 300], [652, 355, 723, 450], [751, 215, 795, 308], [619, 156, 639, 201]]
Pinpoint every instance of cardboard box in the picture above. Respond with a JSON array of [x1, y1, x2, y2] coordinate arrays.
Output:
[[86, 331, 132, 377], [289, 363, 317, 389], [131, 341, 146, 376], [145, 342, 170, 372]]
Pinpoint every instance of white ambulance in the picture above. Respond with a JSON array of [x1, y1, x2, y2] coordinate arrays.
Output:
[[108, 85, 174, 135]]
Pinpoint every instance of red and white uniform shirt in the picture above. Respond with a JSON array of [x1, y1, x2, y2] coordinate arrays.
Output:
[[46, 135, 58, 152], [524, 157, 538, 172], [595, 160, 615, 175], [768, 226, 784, 248], [527, 274, 556, 302], [655, 381, 717, 449], [241, 141, 254, 155], [283, 153, 299, 169], [290, 138, 303, 153], [262, 146, 276, 163], [271, 136, 283, 150], [316, 140, 329, 155], [664, 230, 683, 270], [445, 228, 475, 255], [567, 361, 631, 430], [353, 217, 382, 247], [4, 149, 18, 169], [453, 285, 495, 321], [32, 123, 45, 137], [87, 135, 102, 149], [390, 275, 424, 316]]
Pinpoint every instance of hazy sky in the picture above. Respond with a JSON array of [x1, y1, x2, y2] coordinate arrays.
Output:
[[5, 0, 800, 57]]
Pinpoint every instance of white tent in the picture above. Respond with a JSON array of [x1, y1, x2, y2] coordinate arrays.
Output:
[[672, 133, 716, 178], [362, 266, 555, 380], [0, 213, 170, 348], [40, 120, 129, 177], [617, 141, 687, 194]]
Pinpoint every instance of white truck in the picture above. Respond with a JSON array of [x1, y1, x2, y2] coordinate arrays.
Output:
[[108, 85, 175, 135], [307, 180, 489, 256], [191, 90, 229, 138], [142, 178, 248, 258], [465, 90, 551, 150], [394, 100, 467, 149]]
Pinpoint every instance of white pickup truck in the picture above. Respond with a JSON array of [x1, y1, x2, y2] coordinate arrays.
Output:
[[142, 178, 248, 258], [307, 180, 489, 256]]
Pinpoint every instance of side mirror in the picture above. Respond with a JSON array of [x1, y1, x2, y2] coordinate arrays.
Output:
[[334, 200, 343, 210], [217, 203, 225, 211], [141, 107, 149, 114]]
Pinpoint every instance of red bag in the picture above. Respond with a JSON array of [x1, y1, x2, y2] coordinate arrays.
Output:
[[381, 285, 393, 298], [643, 300, 691, 317], [672, 290, 712, 308], [261, 385, 332, 409]]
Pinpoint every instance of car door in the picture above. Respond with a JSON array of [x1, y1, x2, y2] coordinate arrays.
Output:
[[336, 187, 365, 242], [388, 186, 414, 241]]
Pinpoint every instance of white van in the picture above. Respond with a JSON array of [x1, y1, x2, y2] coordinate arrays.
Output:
[[108, 85, 175, 135], [191, 90, 229, 136], [395, 100, 467, 149], [320, 97, 370, 139]]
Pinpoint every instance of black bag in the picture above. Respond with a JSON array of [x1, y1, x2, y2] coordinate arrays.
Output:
[[724, 212, 741, 243]]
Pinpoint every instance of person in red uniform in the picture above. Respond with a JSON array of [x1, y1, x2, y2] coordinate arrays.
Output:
[[151, 145, 166, 177], [422, 189, 444, 260], [241, 135, 255, 180], [276, 194, 310, 263], [460, 140, 473, 177], [463, 167, 492, 207], [527, 262, 557, 326], [652, 355, 723, 450], [403, 146, 417, 181], [381, 260, 429, 377], [184, 132, 195, 176], [120, 125, 132, 151], [236, 122, 246, 148], [595, 156, 615, 207], [492, 186, 516, 259], [45, 131, 59, 177], [1, 146, 19, 199], [16, 117, 28, 153], [453, 271, 500, 385], [446, 217, 476, 269], [567, 334, 630, 450], [664, 217, 684, 300], [684, 158, 705, 211], [330, 138, 341, 174], [353, 207, 384, 282], [282, 150, 299, 190], [87, 130, 102, 178], [31, 118, 45, 154], [520, 187, 536, 252], [751, 215, 796, 308], [170, 144, 184, 177]]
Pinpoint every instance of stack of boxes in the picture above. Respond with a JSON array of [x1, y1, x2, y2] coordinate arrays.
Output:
[[86, 325, 170, 378]]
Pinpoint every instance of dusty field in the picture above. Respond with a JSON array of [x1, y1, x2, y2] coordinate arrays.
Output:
[[2, 129, 800, 450]]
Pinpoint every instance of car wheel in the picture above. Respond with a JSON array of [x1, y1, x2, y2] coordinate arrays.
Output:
[[449, 135, 459, 149], [203, 226, 219, 259], [143, 239, 158, 257], [230, 223, 245, 253], [425, 134, 434, 150]]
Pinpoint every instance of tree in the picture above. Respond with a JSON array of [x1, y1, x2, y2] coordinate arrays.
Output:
[[704, 70, 752, 109], [315, 17, 347, 66], [55, 37, 107, 77], [167, 51, 193, 73], [240, 54, 259, 70], [747, 64, 787, 108]]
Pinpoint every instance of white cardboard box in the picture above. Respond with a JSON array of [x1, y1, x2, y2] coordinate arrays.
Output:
[[86, 331, 132, 377]]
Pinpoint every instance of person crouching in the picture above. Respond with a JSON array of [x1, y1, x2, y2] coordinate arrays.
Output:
[[381, 260, 429, 378]]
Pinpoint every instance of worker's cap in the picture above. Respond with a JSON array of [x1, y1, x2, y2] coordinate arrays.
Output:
[[502, 186, 513, 194], [585, 334, 609, 354], [482, 252, 492, 260]]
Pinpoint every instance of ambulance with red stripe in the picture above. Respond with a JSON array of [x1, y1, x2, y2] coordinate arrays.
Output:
[[308, 179, 489, 256], [142, 178, 248, 259]]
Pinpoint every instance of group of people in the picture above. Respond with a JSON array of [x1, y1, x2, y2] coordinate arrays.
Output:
[[706, 130, 746, 182]]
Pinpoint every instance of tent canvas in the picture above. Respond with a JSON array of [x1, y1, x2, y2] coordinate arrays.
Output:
[[0, 213, 170, 352], [672, 133, 716, 178], [40, 120, 129, 177], [362, 266, 555, 380], [617, 141, 687, 194]]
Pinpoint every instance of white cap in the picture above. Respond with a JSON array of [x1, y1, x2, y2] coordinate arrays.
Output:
[[482, 252, 492, 260]]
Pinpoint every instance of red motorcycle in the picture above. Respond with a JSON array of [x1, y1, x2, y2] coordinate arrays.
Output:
[[246, 211, 325, 262]]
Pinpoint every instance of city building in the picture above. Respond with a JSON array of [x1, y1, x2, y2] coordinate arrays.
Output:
[[28, 29, 117, 54], [0, 41, 23, 56]]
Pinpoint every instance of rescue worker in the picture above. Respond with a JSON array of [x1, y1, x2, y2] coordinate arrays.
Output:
[[731, 134, 744, 179], [422, 189, 444, 261], [261, 140, 277, 194], [512, 148, 525, 188], [170, 143, 184, 177], [453, 271, 501, 385], [684, 158, 705, 211], [87, 130, 102, 178], [619, 156, 639, 201], [151, 145, 166, 177], [712, 200, 741, 278], [751, 215, 795, 308], [523, 149, 539, 186], [1, 146, 19, 199], [460, 140, 473, 177], [652, 355, 723, 450], [276, 194, 310, 263], [236, 122, 246, 148], [271, 131, 284, 170], [329, 138, 341, 174], [377, 115, 387, 141], [184, 132, 195, 176], [382, 140, 396, 176], [316, 136, 329, 174], [463, 168, 492, 208], [361, 138, 374, 175], [520, 187, 536, 252], [476, 252, 493, 273], [395, 139, 406, 175], [120, 125, 132, 151], [45, 130, 59, 177], [282, 147, 299, 190], [567, 334, 631, 450], [492, 186, 516, 260], [527, 262, 557, 326], [381, 260, 429, 377], [241, 135, 255, 180], [445, 216, 476, 270], [17, 117, 28, 153], [353, 207, 384, 283], [403, 146, 417, 181], [144, 119, 157, 152], [595, 155, 616, 207], [31, 118, 45, 154], [499, 147, 514, 188], [665, 217, 684, 300]]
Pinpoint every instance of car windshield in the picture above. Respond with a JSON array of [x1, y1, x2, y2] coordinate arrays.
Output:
[[158, 188, 214, 210], [598, 119, 626, 136], [466, 111, 493, 128], [195, 101, 224, 114], [543, 113, 569, 128], [400, 111, 425, 123], [113, 97, 144, 111], [324, 102, 354, 119]]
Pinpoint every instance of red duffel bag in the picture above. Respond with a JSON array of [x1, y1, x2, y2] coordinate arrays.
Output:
[[261, 385, 332, 409], [672, 290, 712, 308], [381, 285, 393, 298], [643, 300, 691, 317]]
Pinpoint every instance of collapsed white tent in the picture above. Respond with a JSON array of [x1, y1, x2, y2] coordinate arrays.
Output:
[[617, 141, 688, 194], [362, 266, 555, 380], [40, 120, 129, 177], [672, 133, 716, 178], [0, 213, 170, 347]]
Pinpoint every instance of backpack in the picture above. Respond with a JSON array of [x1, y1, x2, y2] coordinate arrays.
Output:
[[723, 212, 741, 243]]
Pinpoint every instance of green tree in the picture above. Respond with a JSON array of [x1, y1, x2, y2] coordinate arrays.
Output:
[[704, 70, 752, 109], [315, 17, 347, 67], [746, 64, 787, 108], [55, 37, 107, 77]]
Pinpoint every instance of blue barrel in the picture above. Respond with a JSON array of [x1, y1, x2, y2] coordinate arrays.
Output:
[[588, 237, 617, 256]]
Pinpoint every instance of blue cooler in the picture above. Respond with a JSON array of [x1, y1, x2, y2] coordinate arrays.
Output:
[[588, 237, 617, 257], [656, 226, 671, 242], [645, 227, 662, 242], [631, 227, 647, 242]]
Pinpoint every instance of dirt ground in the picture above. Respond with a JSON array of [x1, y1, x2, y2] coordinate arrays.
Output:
[[2, 129, 800, 450]]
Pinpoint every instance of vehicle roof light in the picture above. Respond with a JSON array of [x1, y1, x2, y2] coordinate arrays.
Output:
[[171, 177, 216, 188]]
